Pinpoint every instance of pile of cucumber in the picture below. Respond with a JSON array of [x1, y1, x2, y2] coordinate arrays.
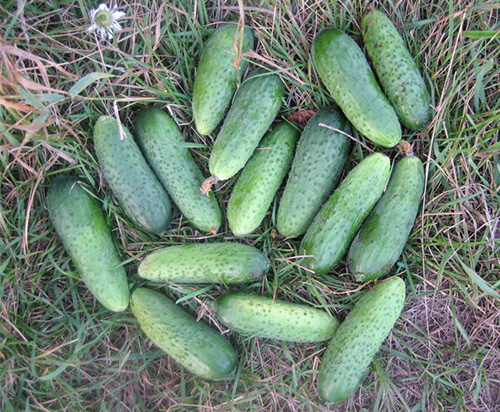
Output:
[[47, 9, 431, 404]]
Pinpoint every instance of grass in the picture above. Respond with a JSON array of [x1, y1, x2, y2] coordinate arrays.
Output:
[[1, 0, 499, 410]]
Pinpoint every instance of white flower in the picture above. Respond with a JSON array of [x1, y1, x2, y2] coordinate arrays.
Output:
[[87, 4, 126, 40]]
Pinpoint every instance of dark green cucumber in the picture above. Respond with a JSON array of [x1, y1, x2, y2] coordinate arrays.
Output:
[[312, 28, 401, 147], [209, 69, 284, 180], [227, 122, 299, 235], [134, 108, 221, 233], [277, 107, 351, 237], [131, 288, 237, 380], [301, 153, 391, 274], [138, 242, 270, 284], [93, 116, 171, 234], [348, 155, 424, 282], [193, 24, 254, 135], [46, 176, 129, 312], [318, 277, 406, 403], [215, 292, 339, 342], [362, 10, 432, 130]]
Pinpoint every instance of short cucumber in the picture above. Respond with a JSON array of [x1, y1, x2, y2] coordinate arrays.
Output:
[[312, 28, 401, 147], [131, 288, 237, 380], [317, 277, 406, 403], [227, 122, 299, 235], [301, 153, 391, 274], [215, 292, 339, 342], [46, 176, 129, 312], [134, 108, 221, 233], [93, 115, 172, 234], [193, 24, 254, 135], [277, 107, 351, 237], [138, 242, 270, 284], [362, 10, 432, 130], [348, 155, 425, 282]]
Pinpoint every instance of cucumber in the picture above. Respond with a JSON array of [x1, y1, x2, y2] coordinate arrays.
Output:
[[277, 107, 351, 237], [209, 69, 284, 181], [301, 153, 391, 274], [138, 242, 270, 284], [227, 122, 299, 235], [312, 28, 401, 147], [193, 24, 254, 135], [317, 277, 406, 403], [134, 108, 221, 233], [362, 10, 432, 130], [46, 176, 129, 312], [131, 288, 237, 380], [93, 115, 172, 234], [215, 292, 339, 342], [348, 155, 424, 282]]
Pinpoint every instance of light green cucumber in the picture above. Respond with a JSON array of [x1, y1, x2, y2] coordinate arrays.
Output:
[[46, 176, 129, 312], [301, 153, 391, 274], [277, 107, 351, 237], [317, 277, 406, 403], [227, 122, 299, 235], [131, 288, 237, 380], [193, 24, 254, 135], [215, 292, 339, 342]]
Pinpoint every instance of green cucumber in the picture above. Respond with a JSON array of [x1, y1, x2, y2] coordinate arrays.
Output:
[[312, 28, 401, 147], [193, 24, 254, 135], [277, 107, 351, 237], [348, 155, 424, 282], [138, 242, 270, 284], [317, 277, 406, 403], [131, 288, 237, 380], [209, 69, 284, 181], [301, 153, 391, 274], [46, 176, 129, 312], [93, 115, 172, 234], [134, 108, 221, 233], [227, 122, 299, 235], [215, 292, 339, 342], [362, 10, 432, 130]]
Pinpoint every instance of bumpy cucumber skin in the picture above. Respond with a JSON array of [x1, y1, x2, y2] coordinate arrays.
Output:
[[215, 293, 339, 342], [93, 116, 172, 234], [134, 108, 221, 233], [348, 156, 424, 282], [138, 242, 270, 284], [318, 277, 406, 403], [277, 108, 351, 237], [209, 69, 285, 180], [227, 122, 299, 235], [46, 176, 129, 312], [362, 10, 431, 130], [301, 153, 391, 274], [193, 24, 254, 135], [312, 29, 401, 148], [131, 288, 237, 380]]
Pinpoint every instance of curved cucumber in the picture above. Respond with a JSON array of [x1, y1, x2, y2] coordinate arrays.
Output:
[[301, 153, 391, 274], [138, 242, 270, 284], [93, 116, 172, 234], [209, 69, 284, 180], [227, 122, 299, 235], [46, 176, 129, 312], [312, 28, 401, 147], [131, 288, 237, 380], [362, 10, 432, 130], [134, 108, 221, 233], [193, 24, 254, 135], [277, 107, 351, 237], [318, 277, 406, 403], [215, 292, 339, 342], [348, 156, 424, 282]]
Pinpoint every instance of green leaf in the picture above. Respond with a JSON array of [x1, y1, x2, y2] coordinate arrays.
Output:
[[464, 30, 499, 39], [458, 258, 500, 299], [69, 72, 114, 98]]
